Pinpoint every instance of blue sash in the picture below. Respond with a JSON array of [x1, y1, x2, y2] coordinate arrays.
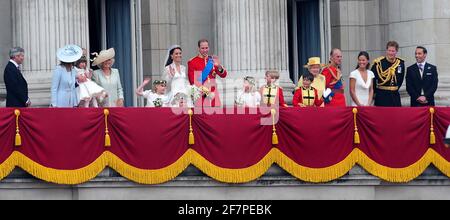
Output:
[[199, 57, 215, 84]]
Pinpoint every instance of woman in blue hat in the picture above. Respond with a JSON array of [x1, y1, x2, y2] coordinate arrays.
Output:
[[51, 45, 83, 108]]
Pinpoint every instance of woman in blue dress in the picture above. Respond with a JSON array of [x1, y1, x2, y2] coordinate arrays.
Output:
[[51, 45, 83, 108]]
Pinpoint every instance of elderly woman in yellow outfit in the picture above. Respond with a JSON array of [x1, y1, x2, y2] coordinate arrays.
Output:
[[296, 57, 326, 107]]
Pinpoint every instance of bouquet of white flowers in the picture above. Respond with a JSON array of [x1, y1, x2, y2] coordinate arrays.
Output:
[[188, 85, 215, 103], [235, 95, 244, 107], [188, 85, 202, 103], [153, 98, 163, 107]]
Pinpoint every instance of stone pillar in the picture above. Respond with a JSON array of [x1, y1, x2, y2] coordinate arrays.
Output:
[[141, 0, 179, 80], [213, 0, 294, 106], [140, 0, 216, 106], [0, 0, 13, 106], [0, 0, 90, 107], [141, 0, 215, 79]]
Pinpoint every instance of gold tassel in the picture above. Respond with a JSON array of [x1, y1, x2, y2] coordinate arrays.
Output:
[[15, 133, 22, 147], [104, 109, 111, 147], [272, 132, 279, 145], [189, 133, 195, 145], [354, 131, 361, 145], [271, 109, 279, 145], [105, 133, 111, 147], [188, 109, 195, 145], [430, 108, 436, 145], [353, 108, 361, 144], [430, 131, 436, 145], [14, 110, 22, 147]]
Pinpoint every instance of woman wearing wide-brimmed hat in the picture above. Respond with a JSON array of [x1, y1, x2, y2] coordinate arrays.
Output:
[[51, 45, 82, 108], [91, 48, 125, 107]]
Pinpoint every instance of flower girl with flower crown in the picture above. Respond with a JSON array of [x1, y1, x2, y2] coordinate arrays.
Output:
[[235, 76, 261, 108], [136, 78, 170, 108]]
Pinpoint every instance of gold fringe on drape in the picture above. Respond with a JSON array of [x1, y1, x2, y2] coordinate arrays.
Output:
[[0, 149, 449, 184], [191, 149, 276, 184], [357, 149, 434, 183], [108, 151, 192, 185], [276, 148, 359, 183]]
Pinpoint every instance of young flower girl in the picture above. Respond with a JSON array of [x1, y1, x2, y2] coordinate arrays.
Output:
[[235, 76, 261, 108], [75, 56, 108, 108], [136, 78, 170, 108]]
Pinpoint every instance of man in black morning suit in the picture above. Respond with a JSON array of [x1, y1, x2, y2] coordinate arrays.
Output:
[[406, 46, 439, 107], [3, 47, 30, 108]]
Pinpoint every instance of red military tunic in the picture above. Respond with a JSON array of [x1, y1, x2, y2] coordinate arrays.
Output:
[[293, 87, 323, 107], [322, 65, 347, 107], [188, 55, 228, 107]]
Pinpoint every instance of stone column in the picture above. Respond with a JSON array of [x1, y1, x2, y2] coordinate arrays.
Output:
[[0, 0, 90, 107], [0, 0, 12, 106], [141, 0, 215, 79], [142, 0, 179, 79], [213, 0, 294, 106]]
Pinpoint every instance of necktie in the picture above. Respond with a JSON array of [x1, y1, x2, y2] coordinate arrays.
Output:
[[418, 64, 424, 79], [418, 64, 425, 95]]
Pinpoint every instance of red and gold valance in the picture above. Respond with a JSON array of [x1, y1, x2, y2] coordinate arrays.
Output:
[[0, 107, 449, 185]]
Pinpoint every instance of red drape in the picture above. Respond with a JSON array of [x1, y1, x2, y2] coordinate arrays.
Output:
[[434, 107, 450, 161], [191, 108, 273, 169], [357, 107, 430, 168], [18, 108, 105, 170], [0, 107, 449, 184], [0, 109, 14, 165], [277, 108, 354, 168], [108, 108, 190, 169]]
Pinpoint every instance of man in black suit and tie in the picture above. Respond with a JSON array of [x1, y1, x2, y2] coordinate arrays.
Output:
[[3, 47, 30, 108], [406, 46, 439, 107]]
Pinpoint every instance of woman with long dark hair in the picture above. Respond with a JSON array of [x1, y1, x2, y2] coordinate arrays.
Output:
[[163, 45, 192, 107], [349, 51, 375, 106]]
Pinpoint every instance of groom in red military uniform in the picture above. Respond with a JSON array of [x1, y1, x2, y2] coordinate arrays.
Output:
[[188, 39, 228, 107]]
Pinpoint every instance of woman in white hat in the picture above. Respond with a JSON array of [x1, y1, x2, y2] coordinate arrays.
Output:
[[51, 45, 83, 108], [91, 48, 125, 107]]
